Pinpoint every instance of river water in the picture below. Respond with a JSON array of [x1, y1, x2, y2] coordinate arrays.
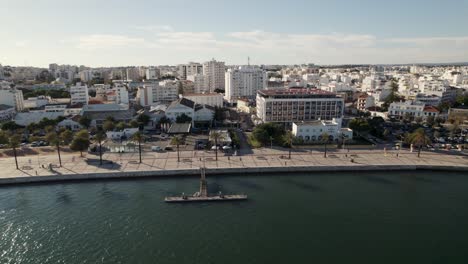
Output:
[[1, 171, 468, 263]]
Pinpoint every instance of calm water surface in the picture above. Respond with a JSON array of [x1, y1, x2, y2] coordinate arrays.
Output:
[[1, 171, 468, 263]]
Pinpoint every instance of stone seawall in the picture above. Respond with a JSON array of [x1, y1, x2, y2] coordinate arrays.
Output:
[[0, 164, 467, 186]]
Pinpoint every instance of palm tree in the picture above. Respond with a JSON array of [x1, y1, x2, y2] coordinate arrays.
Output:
[[131, 132, 144, 163], [210, 131, 224, 161], [9, 134, 21, 170], [171, 136, 183, 162], [408, 128, 430, 157], [283, 130, 293, 159], [321, 132, 330, 158], [46, 130, 62, 167], [95, 131, 107, 165]]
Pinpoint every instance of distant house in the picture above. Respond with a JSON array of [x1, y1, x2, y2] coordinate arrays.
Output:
[[106, 128, 139, 141], [165, 98, 214, 127], [57, 119, 83, 131], [81, 104, 133, 128], [0, 104, 15, 122]]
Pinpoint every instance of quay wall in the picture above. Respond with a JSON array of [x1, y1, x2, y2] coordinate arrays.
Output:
[[0, 164, 467, 186]]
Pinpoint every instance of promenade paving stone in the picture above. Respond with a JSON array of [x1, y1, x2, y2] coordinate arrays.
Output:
[[0, 148, 466, 180]]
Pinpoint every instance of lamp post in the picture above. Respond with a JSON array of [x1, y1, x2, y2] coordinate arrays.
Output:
[[55, 127, 62, 167]]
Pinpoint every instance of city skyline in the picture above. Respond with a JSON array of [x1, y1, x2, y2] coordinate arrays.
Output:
[[1, 0, 468, 67]]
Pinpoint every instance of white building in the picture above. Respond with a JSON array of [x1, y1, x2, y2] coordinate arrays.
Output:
[[182, 93, 223, 108], [79, 70, 94, 82], [388, 101, 439, 119], [203, 59, 225, 92], [70, 82, 89, 105], [106, 128, 139, 140], [136, 82, 178, 106], [292, 118, 353, 142], [357, 94, 375, 111], [146, 67, 160, 80], [0, 86, 24, 111], [110, 84, 129, 105], [165, 98, 215, 125], [256, 88, 344, 125], [57, 119, 83, 131], [126, 67, 140, 81], [187, 74, 207, 93], [178, 62, 203, 80], [225, 66, 267, 103]]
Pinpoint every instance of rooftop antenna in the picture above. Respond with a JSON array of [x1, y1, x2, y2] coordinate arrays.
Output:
[[248, 56, 250, 66]]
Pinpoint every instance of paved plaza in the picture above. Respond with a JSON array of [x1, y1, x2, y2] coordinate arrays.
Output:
[[0, 148, 467, 180]]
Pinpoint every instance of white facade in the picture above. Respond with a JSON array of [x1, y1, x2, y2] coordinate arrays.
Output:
[[136, 82, 178, 106], [183, 93, 223, 108], [292, 118, 352, 142], [203, 59, 225, 92], [225, 66, 267, 103], [388, 101, 439, 119], [178, 62, 203, 80], [111, 85, 129, 105], [70, 82, 89, 105], [146, 67, 160, 80], [0, 87, 24, 111], [79, 70, 94, 82], [187, 74, 207, 93], [106, 128, 139, 140]]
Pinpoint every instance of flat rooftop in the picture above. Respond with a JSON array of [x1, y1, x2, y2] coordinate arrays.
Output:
[[258, 88, 338, 98]]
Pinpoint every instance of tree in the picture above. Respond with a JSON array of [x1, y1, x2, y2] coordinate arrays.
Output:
[[9, 134, 21, 170], [171, 136, 183, 162], [131, 132, 144, 163], [210, 131, 224, 161], [116, 122, 128, 131], [1, 121, 22, 131], [137, 114, 150, 126], [94, 131, 107, 165], [321, 132, 330, 158], [60, 130, 73, 145], [79, 116, 92, 128], [426, 115, 435, 127], [415, 116, 423, 124], [251, 123, 286, 146], [176, 113, 192, 124], [46, 131, 62, 167], [407, 128, 430, 158], [382, 129, 390, 139], [70, 130, 90, 157], [129, 120, 139, 128], [103, 120, 115, 132], [282, 130, 294, 159]]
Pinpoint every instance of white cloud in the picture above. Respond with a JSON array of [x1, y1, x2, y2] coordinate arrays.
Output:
[[63, 28, 468, 64], [15, 41, 28, 47], [76, 34, 146, 50]]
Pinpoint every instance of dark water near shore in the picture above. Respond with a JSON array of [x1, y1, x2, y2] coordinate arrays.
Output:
[[1, 171, 468, 263]]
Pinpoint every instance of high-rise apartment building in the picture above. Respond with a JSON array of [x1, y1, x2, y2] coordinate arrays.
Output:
[[225, 66, 267, 103], [203, 59, 225, 92], [136, 82, 178, 106], [178, 62, 203, 80], [146, 67, 160, 80]]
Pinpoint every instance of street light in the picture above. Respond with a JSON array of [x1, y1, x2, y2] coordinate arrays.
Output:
[[55, 127, 62, 167]]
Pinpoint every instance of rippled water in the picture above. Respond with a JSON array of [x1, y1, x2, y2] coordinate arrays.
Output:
[[1, 171, 468, 263]]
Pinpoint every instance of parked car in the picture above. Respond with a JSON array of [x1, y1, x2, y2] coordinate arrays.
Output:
[[151, 146, 162, 152], [164, 146, 173, 151]]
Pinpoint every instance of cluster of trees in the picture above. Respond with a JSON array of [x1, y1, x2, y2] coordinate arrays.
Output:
[[21, 88, 70, 99], [251, 123, 286, 146]]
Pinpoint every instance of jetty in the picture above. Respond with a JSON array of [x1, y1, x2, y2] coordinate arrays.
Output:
[[164, 167, 248, 203]]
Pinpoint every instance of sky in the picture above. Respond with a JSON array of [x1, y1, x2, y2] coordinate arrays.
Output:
[[1, 0, 468, 67]]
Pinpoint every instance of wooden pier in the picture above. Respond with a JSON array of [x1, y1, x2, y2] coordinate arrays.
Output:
[[164, 166, 248, 203]]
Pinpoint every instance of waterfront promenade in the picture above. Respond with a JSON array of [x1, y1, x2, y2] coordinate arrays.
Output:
[[0, 148, 467, 184]]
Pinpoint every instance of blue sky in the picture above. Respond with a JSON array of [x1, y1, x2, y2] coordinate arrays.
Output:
[[1, 0, 468, 67]]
